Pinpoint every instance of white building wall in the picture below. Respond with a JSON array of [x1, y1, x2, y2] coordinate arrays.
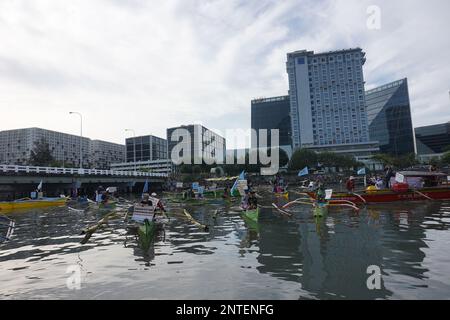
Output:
[[0, 128, 124, 168]]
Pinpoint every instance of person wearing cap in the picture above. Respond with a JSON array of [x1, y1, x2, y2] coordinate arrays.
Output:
[[346, 176, 355, 192], [141, 193, 152, 206], [150, 192, 166, 212]]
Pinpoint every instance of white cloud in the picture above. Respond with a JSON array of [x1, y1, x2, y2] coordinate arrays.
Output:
[[0, 0, 449, 145]]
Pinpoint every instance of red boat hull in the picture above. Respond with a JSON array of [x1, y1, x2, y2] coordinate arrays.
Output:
[[308, 187, 450, 204]]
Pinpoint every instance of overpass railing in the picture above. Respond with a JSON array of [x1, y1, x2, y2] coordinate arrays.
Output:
[[0, 165, 168, 178]]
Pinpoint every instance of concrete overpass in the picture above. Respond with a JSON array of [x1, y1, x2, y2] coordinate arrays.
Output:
[[0, 165, 168, 200]]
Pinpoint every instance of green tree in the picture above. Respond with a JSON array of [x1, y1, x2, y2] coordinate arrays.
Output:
[[288, 148, 317, 171], [442, 145, 450, 153], [392, 153, 418, 169], [371, 153, 394, 166], [29, 138, 55, 166], [278, 148, 289, 168], [441, 151, 450, 165]]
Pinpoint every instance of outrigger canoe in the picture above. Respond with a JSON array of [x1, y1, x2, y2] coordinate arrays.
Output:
[[0, 197, 68, 212], [241, 208, 259, 222], [308, 187, 450, 204], [313, 202, 328, 217], [137, 219, 157, 251], [307, 171, 450, 204]]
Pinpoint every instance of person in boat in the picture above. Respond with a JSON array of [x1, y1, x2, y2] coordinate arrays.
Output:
[[248, 191, 258, 210], [316, 184, 326, 203], [375, 176, 384, 189], [429, 164, 438, 172], [151, 192, 166, 213], [384, 166, 395, 189], [241, 188, 250, 210], [141, 193, 153, 206], [101, 190, 110, 204], [222, 186, 230, 199], [346, 176, 355, 192]]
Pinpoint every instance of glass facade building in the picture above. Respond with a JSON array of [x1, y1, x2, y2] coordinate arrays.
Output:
[[415, 122, 450, 155], [251, 95, 292, 149], [125, 135, 167, 163], [167, 124, 226, 165], [365, 78, 415, 156]]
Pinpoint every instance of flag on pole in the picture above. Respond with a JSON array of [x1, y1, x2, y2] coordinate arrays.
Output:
[[37, 180, 43, 191], [142, 179, 149, 198], [231, 171, 245, 197], [298, 167, 309, 177], [357, 168, 366, 175]]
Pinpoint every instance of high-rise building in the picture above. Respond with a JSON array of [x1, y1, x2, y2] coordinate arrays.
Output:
[[167, 124, 226, 165], [251, 95, 292, 157], [365, 78, 415, 156], [89, 140, 126, 169], [415, 122, 450, 161], [125, 135, 167, 163], [0, 128, 125, 169], [286, 48, 379, 157]]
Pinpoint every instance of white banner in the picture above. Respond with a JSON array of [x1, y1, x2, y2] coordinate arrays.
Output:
[[236, 180, 248, 196], [132, 204, 157, 223], [325, 189, 333, 200], [395, 173, 405, 183]]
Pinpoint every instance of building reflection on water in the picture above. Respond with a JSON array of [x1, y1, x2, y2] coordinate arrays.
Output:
[[250, 203, 446, 299]]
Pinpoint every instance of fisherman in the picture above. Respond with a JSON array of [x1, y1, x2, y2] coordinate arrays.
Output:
[[316, 184, 326, 203], [151, 192, 166, 213], [375, 176, 384, 189], [95, 186, 105, 203], [222, 186, 230, 199], [346, 176, 356, 192], [241, 188, 250, 210], [141, 193, 152, 206], [384, 166, 394, 189], [248, 191, 258, 209], [101, 190, 110, 204]]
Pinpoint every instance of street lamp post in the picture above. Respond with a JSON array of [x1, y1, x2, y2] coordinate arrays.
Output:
[[69, 112, 83, 169], [125, 129, 136, 172]]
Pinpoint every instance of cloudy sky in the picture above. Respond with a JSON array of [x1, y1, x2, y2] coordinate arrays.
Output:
[[0, 0, 449, 147]]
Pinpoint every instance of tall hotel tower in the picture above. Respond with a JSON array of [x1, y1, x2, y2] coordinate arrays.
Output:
[[286, 48, 379, 157]]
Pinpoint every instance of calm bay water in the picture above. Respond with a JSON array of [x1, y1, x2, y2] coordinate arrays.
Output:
[[1, 196, 450, 300]]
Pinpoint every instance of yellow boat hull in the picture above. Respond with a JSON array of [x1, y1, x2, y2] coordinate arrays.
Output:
[[0, 198, 67, 212], [275, 192, 289, 199]]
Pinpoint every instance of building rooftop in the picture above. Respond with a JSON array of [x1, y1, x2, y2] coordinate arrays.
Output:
[[366, 78, 406, 95], [251, 95, 289, 104], [287, 47, 364, 58]]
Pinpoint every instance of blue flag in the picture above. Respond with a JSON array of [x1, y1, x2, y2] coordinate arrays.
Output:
[[357, 168, 366, 175], [142, 179, 149, 198], [298, 167, 309, 177], [231, 171, 245, 197]]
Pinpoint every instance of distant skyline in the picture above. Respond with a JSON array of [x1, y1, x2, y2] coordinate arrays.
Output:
[[1, 0, 449, 149]]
